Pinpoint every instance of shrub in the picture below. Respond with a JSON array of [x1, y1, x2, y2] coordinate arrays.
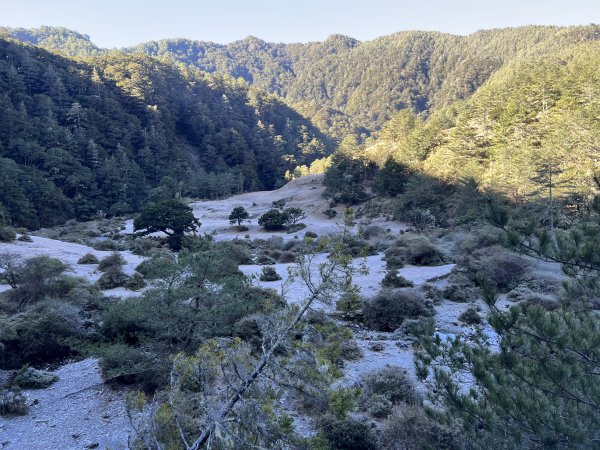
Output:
[[259, 266, 281, 282], [459, 306, 482, 325], [381, 270, 414, 288], [98, 252, 125, 272], [91, 239, 119, 251], [360, 366, 420, 407], [0, 227, 16, 243], [471, 247, 530, 292], [258, 209, 288, 230], [17, 234, 32, 242], [0, 389, 28, 416], [363, 289, 433, 332], [363, 224, 385, 240], [404, 208, 436, 231], [395, 236, 447, 266], [379, 405, 460, 450], [12, 367, 58, 389], [399, 316, 436, 339], [97, 266, 130, 289], [305, 231, 318, 239], [100, 343, 167, 391], [272, 199, 286, 209], [130, 238, 160, 256], [443, 272, 479, 302], [277, 251, 296, 263], [336, 290, 362, 314], [0, 300, 85, 367], [383, 246, 405, 269], [2, 256, 70, 308], [77, 253, 99, 264], [286, 223, 307, 233], [320, 414, 377, 450], [323, 208, 337, 219], [283, 207, 306, 227], [125, 272, 146, 291], [255, 254, 276, 265]]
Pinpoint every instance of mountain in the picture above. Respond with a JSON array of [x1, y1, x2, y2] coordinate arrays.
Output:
[[6, 25, 600, 140], [360, 38, 600, 207], [0, 38, 331, 228]]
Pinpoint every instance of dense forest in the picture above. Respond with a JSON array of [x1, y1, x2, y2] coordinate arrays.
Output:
[[5, 25, 600, 140], [0, 37, 331, 228], [324, 38, 600, 221]]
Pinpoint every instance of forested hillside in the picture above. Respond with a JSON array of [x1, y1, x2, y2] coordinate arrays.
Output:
[[6, 25, 600, 139], [0, 38, 331, 228], [358, 39, 600, 208]]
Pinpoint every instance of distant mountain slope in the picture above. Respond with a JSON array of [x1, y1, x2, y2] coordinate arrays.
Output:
[[364, 39, 600, 205], [0, 38, 331, 228], [7, 25, 600, 140]]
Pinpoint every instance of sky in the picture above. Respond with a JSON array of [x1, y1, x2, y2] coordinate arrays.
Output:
[[3, 0, 600, 48]]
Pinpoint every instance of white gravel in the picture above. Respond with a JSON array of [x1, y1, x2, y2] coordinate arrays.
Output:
[[0, 359, 132, 450]]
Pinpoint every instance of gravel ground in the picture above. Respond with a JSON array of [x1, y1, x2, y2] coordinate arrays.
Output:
[[0, 359, 131, 450]]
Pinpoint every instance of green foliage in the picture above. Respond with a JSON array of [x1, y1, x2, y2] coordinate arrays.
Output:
[[319, 414, 377, 450], [381, 270, 414, 288], [0, 227, 16, 242], [360, 366, 421, 408], [12, 367, 58, 389], [0, 255, 70, 308], [458, 306, 481, 325], [259, 266, 281, 282], [77, 253, 99, 264], [363, 289, 433, 332], [97, 252, 125, 272], [228, 206, 250, 228], [373, 159, 411, 197], [0, 389, 28, 416], [134, 200, 200, 250], [0, 38, 331, 228], [417, 300, 600, 448], [258, 208, 288, 230], [96, 266, 129, 289]]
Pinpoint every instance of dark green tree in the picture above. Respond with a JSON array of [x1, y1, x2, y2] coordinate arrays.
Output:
[[258, 208, 288, 230], [133, 200, 200, 250], [228, 206, 250, 229]]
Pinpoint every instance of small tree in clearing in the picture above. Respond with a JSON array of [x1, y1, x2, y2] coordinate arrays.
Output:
[[228, 206, 250, 229], [283, 207, 306, 227], [134, 200, 200, 251]]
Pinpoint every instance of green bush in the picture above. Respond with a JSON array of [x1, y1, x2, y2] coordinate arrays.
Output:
[[0, 389, 28, 416], [125, 272, 146, 291], [395, 236, 447, 266], [98, 252, 125, 272], [16, 234, 32, 242], [305, 231, 318, 239], [379, 405, 461, 450], [97, 266, 130, 289], [360, 366, 421, 408], [77, 253, 99, 264], [320, 414, 377, 450], [0, 227, 16, 243], [363, 289, 433, 332], [259, 266, 281, 282], [459, 306, 482, 325], [381, 270, 414, 288], [383, 246, 405, 269], [12, 367, 58, 389], [0, 299, 85, 368], [277, 251, 296, 263], [255, 254, 276, 265], [258, 209, 288, 230], [130, 238, 160, 256], [470, 246, 530, 292], [91, 239, 119, 251], [100, 343, 168, 391], [323, 209, 337, 219], [443, 272, 479, 302]]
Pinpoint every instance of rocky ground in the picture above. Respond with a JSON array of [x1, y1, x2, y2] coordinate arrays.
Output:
[[0, 359, 130, 450]]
